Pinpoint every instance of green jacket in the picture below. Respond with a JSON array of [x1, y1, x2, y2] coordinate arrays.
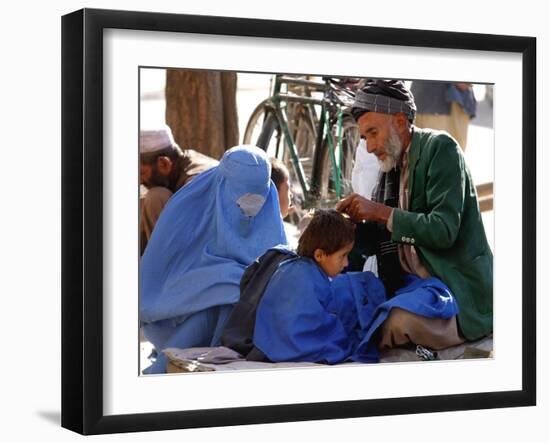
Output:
[[391, 127, 493, 340]]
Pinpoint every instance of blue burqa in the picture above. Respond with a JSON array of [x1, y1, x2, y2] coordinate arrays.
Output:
[[140, 145, 287, 374], [253, 257, 387, 364]]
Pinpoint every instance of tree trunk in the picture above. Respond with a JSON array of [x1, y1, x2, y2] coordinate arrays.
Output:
[[165, 69, 239, 160]]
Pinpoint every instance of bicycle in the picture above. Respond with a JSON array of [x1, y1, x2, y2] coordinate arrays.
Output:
[[243, 74, 361, 220]]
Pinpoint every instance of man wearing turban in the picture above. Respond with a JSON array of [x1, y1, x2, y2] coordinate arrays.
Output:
[[337, 79, 492, 350], [139, 125, 219, 254]]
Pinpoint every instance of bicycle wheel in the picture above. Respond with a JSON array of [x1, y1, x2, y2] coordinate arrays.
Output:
[[255, 110, 283, 158], [243, 99, 273, 149], [315, 115, 360, 205], [340, 116, 361, 195], [251, 107, 317, 222], [284, 112, 316, 223], [287, 106, 316, 176]]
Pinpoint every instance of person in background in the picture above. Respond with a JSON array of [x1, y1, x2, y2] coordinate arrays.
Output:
[[269, 157, 303, 249], [410, 81, 476, 151], [269, 157, 293, 219], [139, 125, 218, 254]]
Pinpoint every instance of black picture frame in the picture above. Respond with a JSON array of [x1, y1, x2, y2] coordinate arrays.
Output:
[[61, 8, 536, 435]]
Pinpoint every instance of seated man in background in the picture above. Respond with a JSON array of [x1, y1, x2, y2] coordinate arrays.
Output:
[[139, 125, 219, 254]]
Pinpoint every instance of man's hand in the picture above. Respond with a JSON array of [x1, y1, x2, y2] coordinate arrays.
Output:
[[336, 193, 393, 224]]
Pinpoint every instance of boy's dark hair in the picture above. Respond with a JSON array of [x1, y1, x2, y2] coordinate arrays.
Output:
[[297, 209, 355, 257], [269, 157, 289, 189]]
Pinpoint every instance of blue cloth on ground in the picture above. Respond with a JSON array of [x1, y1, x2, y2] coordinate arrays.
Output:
[[253, 257, 387, 364], [140, 145, 287, 374], [362, 274, 460, 345]]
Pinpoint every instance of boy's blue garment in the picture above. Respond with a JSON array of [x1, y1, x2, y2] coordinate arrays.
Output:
[[253, 264, 459, 365], [139, 146, 287, 373], [221, 246, 298, 358], [253, 258, 387, 364], [362, 274, 460, 345]]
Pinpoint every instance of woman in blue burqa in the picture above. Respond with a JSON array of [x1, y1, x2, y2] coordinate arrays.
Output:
[[140, 145, 287, 374]]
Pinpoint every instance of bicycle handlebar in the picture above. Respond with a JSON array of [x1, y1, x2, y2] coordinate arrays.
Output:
[[275, 74, 357, 108], [278, 76, 326, 91]]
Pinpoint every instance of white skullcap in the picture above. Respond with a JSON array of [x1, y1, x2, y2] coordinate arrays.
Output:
[[140, 126, 177, 154]]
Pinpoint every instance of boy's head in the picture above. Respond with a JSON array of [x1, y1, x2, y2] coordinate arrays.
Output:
[[297, 209, 355, 277], [270, 157, 292, 218]]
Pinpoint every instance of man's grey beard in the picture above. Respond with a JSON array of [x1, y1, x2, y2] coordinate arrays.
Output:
[[378, 125, 403, 173]]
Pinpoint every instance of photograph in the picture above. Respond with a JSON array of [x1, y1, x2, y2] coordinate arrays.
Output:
[[138, 68, 495, 375], [60, 8, 536, 434]]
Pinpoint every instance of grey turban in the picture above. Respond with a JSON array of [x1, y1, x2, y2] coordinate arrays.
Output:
[[351, 79, 416, 123]]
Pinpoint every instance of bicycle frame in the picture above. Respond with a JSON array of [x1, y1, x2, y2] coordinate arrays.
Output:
[[265, 75, 349, 207]]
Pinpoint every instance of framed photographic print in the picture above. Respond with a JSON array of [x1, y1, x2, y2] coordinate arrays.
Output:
[[61, 8, 536, 435]]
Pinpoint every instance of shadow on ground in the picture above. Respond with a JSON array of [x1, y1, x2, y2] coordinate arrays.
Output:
[[36, 410, 60, 426]]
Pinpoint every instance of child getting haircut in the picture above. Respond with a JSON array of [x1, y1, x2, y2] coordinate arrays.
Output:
[[252, 209, 386, 364]]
